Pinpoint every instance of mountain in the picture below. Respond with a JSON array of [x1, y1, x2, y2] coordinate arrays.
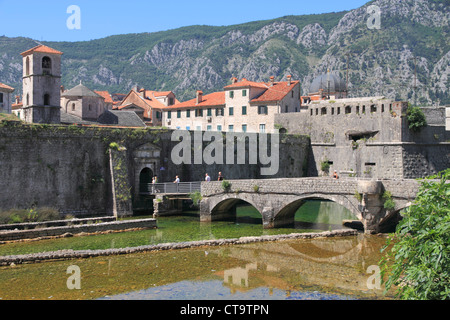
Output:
[[0, 0, 449, 105]]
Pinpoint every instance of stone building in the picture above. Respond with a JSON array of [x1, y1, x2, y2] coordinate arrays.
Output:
[[20, 45, 63, 124], [115, 87, 178, 126], [60, 83, 112, 121], [302, 71, 348, 104], [162, 76, 301, 133], [0, 82, 14, 114], [275, 96, 450, 179]]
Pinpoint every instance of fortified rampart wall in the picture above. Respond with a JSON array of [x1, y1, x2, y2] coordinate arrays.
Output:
[[275, 100, 450, 179], [0, 122, 309, 217]]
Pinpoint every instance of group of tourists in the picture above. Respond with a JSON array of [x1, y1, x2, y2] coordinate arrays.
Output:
[[204, 172, 224, 182]]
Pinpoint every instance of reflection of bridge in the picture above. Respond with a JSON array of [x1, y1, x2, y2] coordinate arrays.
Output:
[[199, 178, 419, 234]]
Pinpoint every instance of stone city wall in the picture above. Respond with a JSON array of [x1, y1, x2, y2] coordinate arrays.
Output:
[[0, 122, 309, 217]]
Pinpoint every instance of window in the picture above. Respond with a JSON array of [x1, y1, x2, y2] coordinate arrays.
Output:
[[337, 107, 341, 115], [321, 107, 327, 115], [216, 108, 224, 116], [156, 111, 162, 119], [186, 126, 190, 130], [44, 94, 50, 106], [229, 91, 234, 99], [242, 90, 247, 97], [217, 125, 222, 131], [285, 105, 289, 113], [228, 125, 234, 132], [168, 111, 172, 119], [371, 105, 377, 113], [242, 124, 247, 132], [88, 104, 92, 111], [25, 57, 30, 76], [177, 110, 181, 118], [207, 108, 212, 117], [258, 105, 268, 115], [259, 124, 266, 133], [345, 106, 351, 114], [169, 97, 174, 106], [229, 107, 234, 116], [42, 57, 52, 75], [242, 106, 247, 115], [207, 125, 212, 131], [186, 109, 190, 118], [72, 103, 75, 111], [291, 91, 294, 98], [196, 126, 201, 131], [0, 93, 3, 103]]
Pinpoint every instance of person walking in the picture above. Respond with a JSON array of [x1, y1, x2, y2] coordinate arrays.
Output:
[[173, 175, 180, 192], [217, 172, 224, 181], [205, 173, 211, 182]]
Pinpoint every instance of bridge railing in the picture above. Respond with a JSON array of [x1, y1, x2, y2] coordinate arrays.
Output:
[[140, 182, 202, 195]]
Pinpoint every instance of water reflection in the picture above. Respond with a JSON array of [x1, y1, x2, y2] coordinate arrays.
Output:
[[0, 233, 392, 300]]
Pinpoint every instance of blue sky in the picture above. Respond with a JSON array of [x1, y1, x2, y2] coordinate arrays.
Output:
[[0, 0, 369, 42]]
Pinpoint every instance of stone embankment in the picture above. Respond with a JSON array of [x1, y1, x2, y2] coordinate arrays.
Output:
[[0, 229, 357, 266], [0, 218, 156, 242]]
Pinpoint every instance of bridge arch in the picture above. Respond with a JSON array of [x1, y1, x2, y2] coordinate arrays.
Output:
[[209, 194, 264, 223], [273, 193, 362, 228]]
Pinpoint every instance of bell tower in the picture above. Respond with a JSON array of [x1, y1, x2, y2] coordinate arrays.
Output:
[[20, 44, 63, 124]]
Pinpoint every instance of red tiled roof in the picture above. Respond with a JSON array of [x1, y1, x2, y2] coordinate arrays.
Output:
[[161, 91, 225, 110], [250, 81, 299, 103], [20, 45, 63, 56], [153, 91, 173, 97], [224, 78, 268, 90], [94, 91, 114, 104], [0, 82, 14, 92]]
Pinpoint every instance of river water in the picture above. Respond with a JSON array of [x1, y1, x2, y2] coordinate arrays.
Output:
[[0, 200, 394, 300]]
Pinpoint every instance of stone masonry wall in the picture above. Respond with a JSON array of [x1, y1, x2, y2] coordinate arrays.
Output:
[[0, 122, 309, 217]]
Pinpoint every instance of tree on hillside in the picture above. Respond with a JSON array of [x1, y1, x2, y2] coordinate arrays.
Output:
[[380, 168, 450, 300]]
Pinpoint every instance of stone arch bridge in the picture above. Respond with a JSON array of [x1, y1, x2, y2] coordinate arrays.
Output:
[[199, 178, 420, 234]]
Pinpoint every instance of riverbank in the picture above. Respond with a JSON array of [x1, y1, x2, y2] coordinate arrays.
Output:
[[0, 229, 357, 266]]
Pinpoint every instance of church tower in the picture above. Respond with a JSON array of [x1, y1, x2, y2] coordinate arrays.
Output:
[[20, 45, 63, 124]]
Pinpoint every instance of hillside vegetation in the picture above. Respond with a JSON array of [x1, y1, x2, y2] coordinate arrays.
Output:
[[0, 0, 448, 104]]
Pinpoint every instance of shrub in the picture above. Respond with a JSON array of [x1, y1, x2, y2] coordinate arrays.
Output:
[[221, 180, 231, 192], [382, 191, 396, 211], [406, 106, 427, 133], [320, 160, 330, 173], [253, 185, 260, 193], [189, 191, 203, 207], [380, 168, 450, 300]]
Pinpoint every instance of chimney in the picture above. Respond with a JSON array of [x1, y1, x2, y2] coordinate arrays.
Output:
[[270, 76, 275, 87], [287, 75, 292, 86], [231, 77, 238, 84], [196, 90, 203, 104], [139, 88, 146, 99], [60, 85, 65, 94], [15, 95, 20, 104]]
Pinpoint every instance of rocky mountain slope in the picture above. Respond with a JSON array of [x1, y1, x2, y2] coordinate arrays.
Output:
[[0, 0, 448, 105]]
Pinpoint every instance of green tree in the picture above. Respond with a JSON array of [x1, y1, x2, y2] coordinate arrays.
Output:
[[406, 106, 427, 133], [380, 168, 450, 300]]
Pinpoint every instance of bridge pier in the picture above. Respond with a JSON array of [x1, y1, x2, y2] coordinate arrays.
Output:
[[357, 180, 385, 234], [153, 194, 184, 217]]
